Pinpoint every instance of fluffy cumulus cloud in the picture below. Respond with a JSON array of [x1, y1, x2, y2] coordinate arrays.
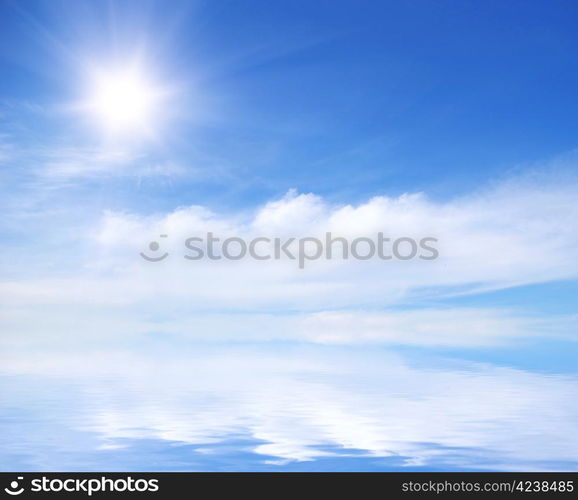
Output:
[[1, 171, 578, 348], [91, 172, 578, 297]]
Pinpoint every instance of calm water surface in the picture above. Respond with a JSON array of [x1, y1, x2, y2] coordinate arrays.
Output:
[[1, 344, 578, 471]]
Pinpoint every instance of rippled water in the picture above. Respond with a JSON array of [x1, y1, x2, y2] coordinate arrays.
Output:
[[1, 344, 578, 471]]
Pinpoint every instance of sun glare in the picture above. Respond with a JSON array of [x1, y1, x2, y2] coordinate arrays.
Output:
[[86, 66, 163, 136]]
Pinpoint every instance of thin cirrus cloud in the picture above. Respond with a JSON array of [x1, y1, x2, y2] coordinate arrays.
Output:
[[30, 146, 186, 180], [1, 305, 575, 350]]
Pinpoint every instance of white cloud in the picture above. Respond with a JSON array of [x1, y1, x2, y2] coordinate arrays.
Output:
[[1, 303, 575, 350], [0, 137, 192, 181], [38, 146, 190, 180], [41, 147, 142, 178], [87, 174, 578, 303], [295, 309, 570, 346], [1, 172, 577, 347]]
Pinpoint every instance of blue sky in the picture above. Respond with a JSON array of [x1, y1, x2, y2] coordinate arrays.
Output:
[[1, 0, 578, 471], [3, 0, 578, 205]]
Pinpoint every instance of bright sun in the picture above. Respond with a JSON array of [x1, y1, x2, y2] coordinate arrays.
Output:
[[86, 66, 162, 136]]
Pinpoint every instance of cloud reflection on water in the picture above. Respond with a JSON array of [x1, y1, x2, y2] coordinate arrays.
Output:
[[1, 345, 577, 471]]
